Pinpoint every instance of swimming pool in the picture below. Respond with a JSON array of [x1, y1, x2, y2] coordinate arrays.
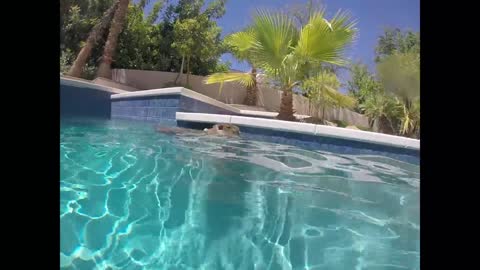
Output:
[[60, 118, 419, 270]]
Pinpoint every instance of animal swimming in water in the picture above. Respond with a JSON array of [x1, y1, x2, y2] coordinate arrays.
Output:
[[156, 123, 241, 137], [203, 123, 240, 137]]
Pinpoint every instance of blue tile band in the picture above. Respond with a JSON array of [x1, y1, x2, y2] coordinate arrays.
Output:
[[177, 120, 419, 165]]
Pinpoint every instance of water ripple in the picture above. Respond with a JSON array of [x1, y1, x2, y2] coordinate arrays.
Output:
[[60, 119, 419, 270]]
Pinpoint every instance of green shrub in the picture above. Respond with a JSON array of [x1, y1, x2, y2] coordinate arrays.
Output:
[[60, 49, 74, 75], [357, 126, 372, 131], [331, 120, 348, 128]]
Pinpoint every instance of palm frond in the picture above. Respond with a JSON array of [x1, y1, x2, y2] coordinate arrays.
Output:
[[303, 70, 355, 109], [225, 29, 256, 61], [295, 10, 356, 66], [399, 100, 420, 136], [204, 72, 255, 96], [249, 10, 298, 73], [323, 85, 356, 108]]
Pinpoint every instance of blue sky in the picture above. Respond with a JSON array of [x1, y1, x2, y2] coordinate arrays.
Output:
[[143, 0, 419, 91], [216, 0, 419, 72], [215, 0, 419, 91]]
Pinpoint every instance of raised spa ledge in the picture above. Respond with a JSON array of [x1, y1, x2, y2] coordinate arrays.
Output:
[[61, 76, 130, 118], [110, 87, 311, 119], [176, 112, 420, 151], [110, 87, 242, 114]]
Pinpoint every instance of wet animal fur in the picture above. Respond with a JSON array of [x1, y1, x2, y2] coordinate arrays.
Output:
[[156, 123, 240, 137]]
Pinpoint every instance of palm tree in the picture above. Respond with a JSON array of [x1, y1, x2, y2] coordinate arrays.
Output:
[[303, 70, 355, 123], [205, 9, 356, 121], [224, 30, 260, 106], [67, 0, 120, 78], [96, 0, 130, 79]]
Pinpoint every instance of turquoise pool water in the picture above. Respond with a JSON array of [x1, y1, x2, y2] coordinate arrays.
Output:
[[60, 118, 419, 270]]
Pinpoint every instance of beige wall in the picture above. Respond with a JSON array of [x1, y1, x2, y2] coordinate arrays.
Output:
[[112, 69, 370, 127], [112, 69, 246, 104], [92, 77, 138, 91]]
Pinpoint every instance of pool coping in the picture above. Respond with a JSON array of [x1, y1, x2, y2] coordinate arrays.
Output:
[[176, 112, 420, 151], [60, 76, 129, 94]]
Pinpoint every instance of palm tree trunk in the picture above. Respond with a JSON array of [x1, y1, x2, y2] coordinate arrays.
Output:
[[67, 0, 119, 78], [243, 67, 258, 106], [276, 89, 297, 121], [96, 0, 130, 79], [174, 55, 185, 85]]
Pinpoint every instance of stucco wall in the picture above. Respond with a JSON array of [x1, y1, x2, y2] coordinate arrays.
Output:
[[112, 69, 371, 127], [112, 69, 246, 104]]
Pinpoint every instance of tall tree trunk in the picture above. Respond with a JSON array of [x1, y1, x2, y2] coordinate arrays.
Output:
[[186, 55, 191, 87], [174, 55, 185, 85], [67, 0, 119, 78], [276, 89, 297, 121], [369, 117, 375, 129], [321, 102, 326, 123], [243, 67, 258, 106], [96, 0, 130, 79]]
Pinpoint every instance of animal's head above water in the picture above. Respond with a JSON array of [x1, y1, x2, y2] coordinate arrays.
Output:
[[203, 124, 240, 137]]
